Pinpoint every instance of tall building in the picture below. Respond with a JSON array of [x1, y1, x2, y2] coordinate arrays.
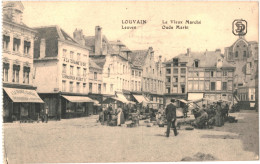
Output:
[[224, 36, 258, 89], [164, 48, 235, 104], [33, 26, 93, 119], [129, 48, 165, 109], [73, 27, 132, 104], [2, 1, 44, 122]]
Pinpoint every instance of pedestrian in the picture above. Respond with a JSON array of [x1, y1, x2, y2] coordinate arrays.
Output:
[[215, 102, 222, 127], [165, 99, 178, 137], [116, 104, 125, 126], [107, 103, 113, 123], [45, 106, 49, 123]]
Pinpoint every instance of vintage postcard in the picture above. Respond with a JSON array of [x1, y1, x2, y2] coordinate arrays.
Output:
[[2, 1, 259, 163]]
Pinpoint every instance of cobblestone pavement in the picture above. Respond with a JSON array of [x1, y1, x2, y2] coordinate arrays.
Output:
[[3, 110, 258, 164]]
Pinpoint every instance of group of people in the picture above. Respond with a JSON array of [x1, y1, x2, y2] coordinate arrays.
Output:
[[192, 101, 230, 129], [99, 103, 126, 126]]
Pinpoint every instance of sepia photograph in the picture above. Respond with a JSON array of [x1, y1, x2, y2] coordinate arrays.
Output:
[[1, 1, 259, 163]]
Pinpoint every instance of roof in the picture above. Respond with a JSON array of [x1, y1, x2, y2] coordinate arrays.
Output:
[[89, 56, 106, 69], [33, 26, 85, 58], [89, 58, 102, 70], [129, 50, 148, 67], [166, 50, 235, 68]]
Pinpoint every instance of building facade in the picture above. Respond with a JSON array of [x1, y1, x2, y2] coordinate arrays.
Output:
[[2, 2, 44, 122], [130, 48, 165, 108], [164, 48, 235, 104], [74, 26, 132, 104], [33, 26, 94, 119]]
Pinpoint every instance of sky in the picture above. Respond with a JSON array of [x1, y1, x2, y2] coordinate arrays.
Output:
[[21, 1, 258, 61]]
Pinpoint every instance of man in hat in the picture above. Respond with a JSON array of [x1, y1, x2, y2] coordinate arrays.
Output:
[[165, 99, 178, 137]]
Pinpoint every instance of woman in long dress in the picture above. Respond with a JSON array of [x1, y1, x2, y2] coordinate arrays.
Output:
[[215, 102, 222, 127], [117, 105, 125, 126]]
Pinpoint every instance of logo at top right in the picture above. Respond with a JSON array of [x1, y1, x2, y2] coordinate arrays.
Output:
[[233, 19, 247, 36]]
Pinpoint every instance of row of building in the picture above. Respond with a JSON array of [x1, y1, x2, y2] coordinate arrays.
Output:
[[2, 2, 258, 122]]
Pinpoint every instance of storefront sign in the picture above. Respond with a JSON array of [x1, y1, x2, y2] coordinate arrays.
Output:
[[4, 88, 44, 103], [62, 74, 86, 82], [63, 57, 86, 67]]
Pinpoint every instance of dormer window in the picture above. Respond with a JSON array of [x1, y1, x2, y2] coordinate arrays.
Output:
[[173, 58, 179, 66], [194, 60, 199, 68]]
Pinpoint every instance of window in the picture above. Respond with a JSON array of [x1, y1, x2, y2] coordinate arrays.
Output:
[[166, 64, 171, 67], [89, 83, 92, 93], [167, 87, 170, 93], [146, 67, 148, 73], [181, 68, 186, 74], [138, 81, 141, 91], [62, 64, 66, 74], [180, 63, 186, 67], [139, 71, 141, 77], [103, 83, 106, 92], [123, 65, 125, 73], [132, 70, 134, 76], [228, 81, 232, 91], [70, 51, 74, 59], [94, 72, 97, 80], [243, 51, 247, 58], [172, 85, 178, 93], [194, 81, 199, 90], [216, 81, 221, 90], [70, 66, 74, 75], [211, 71, 214, 77], [173, 59, 178, 66], [13, 38, 20, 52], [173, 68, 178, 74], [12, 65, 20, 83], [251, 95, 254, 100], [199, 81, 204, 91], [77, 67, 80, 76], [173, 76, 178, 82], [223, 71, 227, 76], [211, 82, 216, 91], [77, 53, 81, 60], [98, 84, 101, 94], [166, 69, 171, 74], [83, 68, 86, 77], [181, 85, 185, 93], [108, 68, 110, 77], [3, 35, 10, 50], [23, 66, 30, 84], [222, 82, 227, 91], [63, 49, 67, 58], [194, 60, 199, 67], [166, 76, 171, 82], [69, 81, 73, 92], [110, 84, 113, 92], [76, 82, 80, 93], [3, 63, 9, 82], [83, 83, 86, 93], [153, 69, 154, 74], [205, 81, 210, 90], [235, 51, 238, 58], [62, 80, 66, 92], [24, 41, 31, 54]]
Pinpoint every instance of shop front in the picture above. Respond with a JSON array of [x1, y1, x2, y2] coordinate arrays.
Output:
[[3, 87, 44, 122], [61, 95, 95, 119]]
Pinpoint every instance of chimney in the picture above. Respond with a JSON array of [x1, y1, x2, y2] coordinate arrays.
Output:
[[187, 48, 191, 56], [73, 28, 85, 46], [40, 38, 45, 58], [95, 26, 102, 55]]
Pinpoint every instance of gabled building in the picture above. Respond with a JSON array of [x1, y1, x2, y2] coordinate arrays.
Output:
[[129, 47, 165, 108], [224, 36, 258, 89], [33, 25, 94, 119], [2, 1, 44, 122], [73, 26, 132, 105], [164, 48, 236, 104]]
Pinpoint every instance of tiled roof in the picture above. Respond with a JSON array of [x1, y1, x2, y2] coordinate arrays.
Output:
[[89, 56, 106, 69], [34, 26, 82, 58], [89, 58, 102, 70], [129, 50, 148, 67]]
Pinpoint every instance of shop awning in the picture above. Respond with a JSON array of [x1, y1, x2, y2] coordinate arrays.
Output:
[[93, 100, 101, 106], [4, 87, 44, 103], [62, 95, 94, 103], [178, 99, 189, 104], [116, 93, 129, 103], [133, 95, 150, 104]]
